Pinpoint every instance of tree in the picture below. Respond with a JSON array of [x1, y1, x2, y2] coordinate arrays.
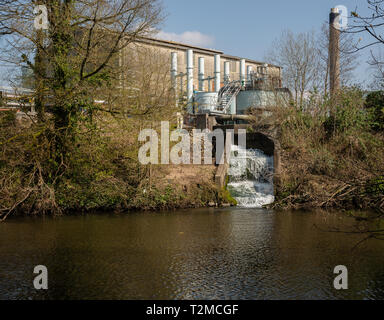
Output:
[[0, 0, 164, 219], [0, 0, 163, 162], [347, 1, 384, 85], [266, 30, 320, 107]]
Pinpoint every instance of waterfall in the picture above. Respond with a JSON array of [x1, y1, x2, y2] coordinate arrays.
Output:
[[227, 144, 274, 208]]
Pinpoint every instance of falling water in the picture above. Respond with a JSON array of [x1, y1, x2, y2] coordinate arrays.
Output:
[[227, 144, 274, 208]]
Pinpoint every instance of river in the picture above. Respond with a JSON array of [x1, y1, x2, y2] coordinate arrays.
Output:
[[0, 208, 383, 300]]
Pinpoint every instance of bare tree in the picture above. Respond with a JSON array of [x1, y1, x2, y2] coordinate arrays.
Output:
[[346, 1, 384, 85], [348, 0, 384, 50], [266, 30, 321, 107], [0, 0, 163, 118], [0, 0, 164, 219], [103, 44, 179, 120], [368, 50, 384, 89], [0, 0, 163, 154]]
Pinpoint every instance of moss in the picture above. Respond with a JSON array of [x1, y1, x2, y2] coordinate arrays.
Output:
[[218, 175, 237, 206]]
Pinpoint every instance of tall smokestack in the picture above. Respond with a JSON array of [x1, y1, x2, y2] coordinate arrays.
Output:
[[329, 7, 341, 95]]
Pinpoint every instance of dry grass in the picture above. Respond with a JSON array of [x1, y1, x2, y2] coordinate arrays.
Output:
[[262, 90, 384, 211]]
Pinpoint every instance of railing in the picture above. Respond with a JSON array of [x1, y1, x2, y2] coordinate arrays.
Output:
[[216, 80, 242, 114]]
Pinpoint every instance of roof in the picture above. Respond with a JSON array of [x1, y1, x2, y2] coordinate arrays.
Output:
[[136, 36, 281, 69], [136, 36, 222, 55]]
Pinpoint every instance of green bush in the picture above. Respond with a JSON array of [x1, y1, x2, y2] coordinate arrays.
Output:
[[365, 91, 384, 131], [323, 88, 371, 136]]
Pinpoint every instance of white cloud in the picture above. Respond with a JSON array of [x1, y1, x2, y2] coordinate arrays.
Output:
[[155, 30, 215, 47]]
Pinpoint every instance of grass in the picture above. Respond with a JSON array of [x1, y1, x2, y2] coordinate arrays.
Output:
[[264, 88, 384, 210]]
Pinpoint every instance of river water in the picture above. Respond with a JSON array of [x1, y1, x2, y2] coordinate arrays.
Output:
[[0, 208, 383, 300]]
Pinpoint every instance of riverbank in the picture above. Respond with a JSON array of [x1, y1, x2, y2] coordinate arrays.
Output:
[[268, 89, 384, 211], [0, 111, 234, 218], [1, 88, 383, 218]]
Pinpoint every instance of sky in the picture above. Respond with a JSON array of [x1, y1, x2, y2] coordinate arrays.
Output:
[[158, 0, 379, 87], [0, 1, 379, 87]]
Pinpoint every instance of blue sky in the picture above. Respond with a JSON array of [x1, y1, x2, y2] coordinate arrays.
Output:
[[0, 1, 378, 87], [159, 0, 378, 87]]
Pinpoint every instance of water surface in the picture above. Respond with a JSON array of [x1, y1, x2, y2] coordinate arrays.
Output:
[[0, 208, 383, 300]]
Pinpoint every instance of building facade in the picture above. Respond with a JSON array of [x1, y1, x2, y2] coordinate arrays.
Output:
[[125, 37, 282, 93]]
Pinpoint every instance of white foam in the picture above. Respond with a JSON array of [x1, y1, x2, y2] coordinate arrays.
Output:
[[227, 145, 274, 208]]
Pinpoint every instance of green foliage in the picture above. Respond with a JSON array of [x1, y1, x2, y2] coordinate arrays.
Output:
[[219, 187, 237, 206], [365, 91, 384, 131], [275, 87, 384, 210], [323, 88, 371, 136], [366, 176, 384, 196]]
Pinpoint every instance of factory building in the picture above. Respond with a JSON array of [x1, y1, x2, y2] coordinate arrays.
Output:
[[128, 37, 282, 90], [124, 36, 287, 116], [127, 37, 281, 90], [1, 36, 288, 118]]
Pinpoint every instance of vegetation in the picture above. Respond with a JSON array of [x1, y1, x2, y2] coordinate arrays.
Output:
[[263, 1, 384, 212], [0, 1, 227, 220], [1, 0, 384, 221], [261, 87, 384, 211]]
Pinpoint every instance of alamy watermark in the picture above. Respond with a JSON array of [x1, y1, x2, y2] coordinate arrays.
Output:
[[33, 265, 48, 290], [138, 122, 247, 170], [333, 265, 348, 290], [334, 5, 348, 31], [34, 5, 49, 30]]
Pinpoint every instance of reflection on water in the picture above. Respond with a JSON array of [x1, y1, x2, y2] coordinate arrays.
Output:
[[0, 209, 383, 300]]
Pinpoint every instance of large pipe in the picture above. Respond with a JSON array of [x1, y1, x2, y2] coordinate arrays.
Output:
[[247, 65, 253, 81], [224, 61, 230, 83], [171, 52, 177, 89], [213, 114, 252, 121], [329, 7, 340, 96], [186, 49, 194, 111], [214, 54, 221, 92], [240, 59, 246, 84], [198, 57, 205, 91]]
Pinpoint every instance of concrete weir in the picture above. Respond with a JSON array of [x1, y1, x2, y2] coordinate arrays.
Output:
[[213, 125, 280, 188], [187, 113, 281, 207]]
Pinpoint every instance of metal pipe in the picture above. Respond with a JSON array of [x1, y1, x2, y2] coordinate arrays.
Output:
[[224, 61, 230, 83], [180, 73, 183, 97], [240, 59, 246, 84], [171, 52, 177, 89], [213, 114, 252, 121], [171, 52, 178, 108], [263, 63, 268, 74], [214, 54, 221, 92], [198, 57, 205, 91], [247, 65, 253, 81], [186, 49, 194, 112]]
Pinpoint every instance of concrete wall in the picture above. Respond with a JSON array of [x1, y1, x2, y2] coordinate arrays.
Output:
[[246, 132, 281, 186]]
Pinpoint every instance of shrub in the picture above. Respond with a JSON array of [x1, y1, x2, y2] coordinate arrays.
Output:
[[365, 91, 384, 131]]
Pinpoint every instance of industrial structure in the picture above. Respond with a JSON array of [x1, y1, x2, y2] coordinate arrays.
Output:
[[125, 37, 289, 118], [1, 36, 289, 121], [329, 7, 341, 96]]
